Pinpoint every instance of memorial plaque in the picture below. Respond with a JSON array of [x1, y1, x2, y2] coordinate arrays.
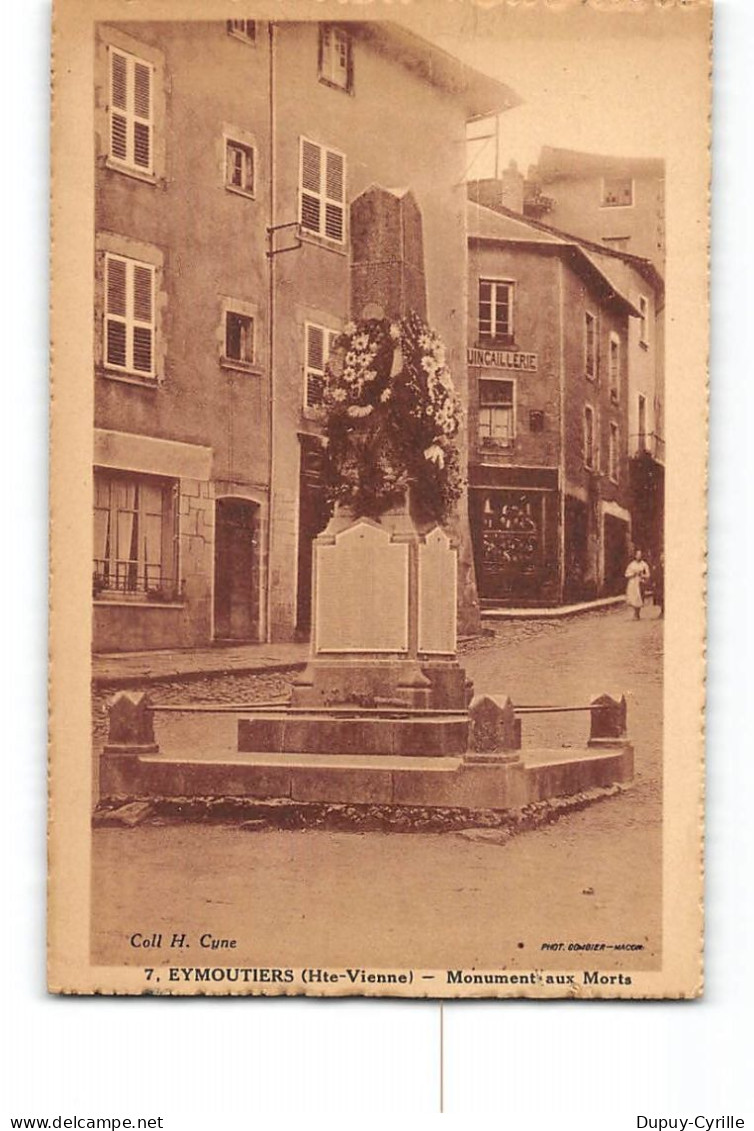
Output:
[[314, 521, 409, 654], [418, 527, 457, 655]]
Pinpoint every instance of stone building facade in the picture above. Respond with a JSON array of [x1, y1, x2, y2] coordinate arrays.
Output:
[[466, 202, 639, 606], [470, 167, 665, 576], [92, 19, 516, 651], [522, 146, 665, 274]]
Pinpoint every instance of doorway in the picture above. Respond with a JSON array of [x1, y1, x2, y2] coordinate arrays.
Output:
[[603, 513, 630, 597], [214, 498, 260, 641]]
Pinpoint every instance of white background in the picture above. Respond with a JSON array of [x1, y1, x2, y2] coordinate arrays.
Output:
[[3, 0, 752, 1120]]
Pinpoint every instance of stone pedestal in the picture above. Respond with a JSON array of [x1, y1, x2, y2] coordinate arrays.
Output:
[[290, 499, 469, 715], [237, 497, 473, 760]]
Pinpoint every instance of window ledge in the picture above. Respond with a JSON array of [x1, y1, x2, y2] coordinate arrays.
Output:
[[318, 76, 354, 96], [220, 358, 263, 376], [475, 338, 517, 350], [298, 230, 348, 257], [99, 369, 160, 389], [94, 598, 186, 610], [302, 406, 325, 423], [104, 158, 159, 186], [225, 184, 256, 201], [227, 30, 258, 46]]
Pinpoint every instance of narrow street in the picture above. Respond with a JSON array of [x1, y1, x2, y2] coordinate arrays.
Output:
[[91, 605, 663, 973]]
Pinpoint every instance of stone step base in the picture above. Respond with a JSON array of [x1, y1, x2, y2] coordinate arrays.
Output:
[[101, 745, 633, 811], [237, 711, 469, 757]]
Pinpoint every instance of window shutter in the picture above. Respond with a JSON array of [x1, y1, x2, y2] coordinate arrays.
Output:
[[307, 324, 325, 371], [108, 47, 153, 173], [300, 140, 322, 234], [306, 324, 325, 407], [131, 264, 154, 374], [105, 255, 127, 368], [324, 150, 345, 242], [104, 255, 154, 376], [109, 50, 128, 161], [132, 61, 152, 170]]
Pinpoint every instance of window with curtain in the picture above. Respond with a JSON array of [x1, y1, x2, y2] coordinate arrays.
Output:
[[304, 322, 339, 409], [478, 279, 514, 342], [93, 470, 177, 597], [319, 25, 353, 92], [478, 378, 515, 447]]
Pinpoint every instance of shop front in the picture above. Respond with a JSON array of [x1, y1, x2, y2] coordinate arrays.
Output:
[[469, 466, 559, 606]]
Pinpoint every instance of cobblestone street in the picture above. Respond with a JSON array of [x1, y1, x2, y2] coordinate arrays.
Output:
[[92, 604, 663, 973]]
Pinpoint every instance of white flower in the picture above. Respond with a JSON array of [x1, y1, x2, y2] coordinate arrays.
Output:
[[347, 404, 374, 418], [363, 369, 377, 383], [353, 333, 370, 351], [332, 387, 347, 402], [419, 333, 432, 350], [389, 323, 401, 340], [344, 322, 357, 336], [421, 355, 439, 375], [380, 388, 392, 403], [423, 444, 445, 469]]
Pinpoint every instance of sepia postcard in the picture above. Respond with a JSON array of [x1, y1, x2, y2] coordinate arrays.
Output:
[[49, 0, 710, 998]]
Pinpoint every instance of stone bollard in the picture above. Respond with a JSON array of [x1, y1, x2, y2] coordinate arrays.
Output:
[[103, 691, 159, 757], [466, 694, 522, 764], [588, 694, 627, 747]]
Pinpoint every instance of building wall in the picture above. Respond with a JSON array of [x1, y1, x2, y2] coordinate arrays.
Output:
[[466, 244, 562, 604], [586, 250, 662, 459], [535, 171, 665, 273], [268, 22, 474, 640], [93, 21, 273, 650], [467, 244, 561, 469], [466, 241, 633, 605], [560, 263, 631, 596]]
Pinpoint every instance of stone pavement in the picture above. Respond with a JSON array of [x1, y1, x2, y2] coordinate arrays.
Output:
[[92, 596, 633, 686], [91, 606, 663, 970], [92, 641, 309, 687]]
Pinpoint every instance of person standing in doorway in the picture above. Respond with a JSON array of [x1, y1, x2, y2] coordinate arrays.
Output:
[[625, 549, 650, 620]]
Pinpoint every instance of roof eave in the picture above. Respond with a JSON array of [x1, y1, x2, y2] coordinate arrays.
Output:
[[468, 234, 641, 318], [354, 23, 521, 118]]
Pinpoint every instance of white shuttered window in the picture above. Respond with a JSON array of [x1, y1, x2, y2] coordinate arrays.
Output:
[[305, 323, 339, 408], [104, 253, 156, 377], [108, 46, 154, 174], [299, 138, 346, 244]]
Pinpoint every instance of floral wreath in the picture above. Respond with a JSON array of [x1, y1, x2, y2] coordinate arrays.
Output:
[[321, 312, 463, 524]]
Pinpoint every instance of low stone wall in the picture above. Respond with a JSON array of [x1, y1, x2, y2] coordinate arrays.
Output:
[[100, 747, 633, 811]]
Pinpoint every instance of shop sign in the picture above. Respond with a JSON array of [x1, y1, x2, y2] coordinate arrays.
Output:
[[467, 347, 537, 371]]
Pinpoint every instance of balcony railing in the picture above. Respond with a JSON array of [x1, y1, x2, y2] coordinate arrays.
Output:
[[629, 432, 665, 462], [93, 561, 184, 602]]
